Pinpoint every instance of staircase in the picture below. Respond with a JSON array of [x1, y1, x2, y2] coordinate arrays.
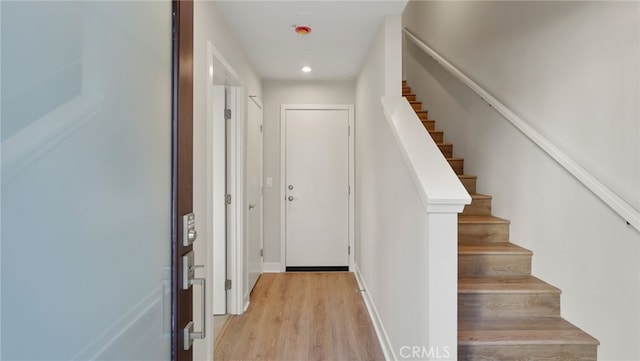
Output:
[[402, 81, 599, 360]]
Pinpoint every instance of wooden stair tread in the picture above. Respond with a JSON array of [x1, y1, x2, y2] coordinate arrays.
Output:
[[459, 241, 532, 255], [459, 215, 510, 225], [459, 275, 560, 294], [459, 317, 599, 346]]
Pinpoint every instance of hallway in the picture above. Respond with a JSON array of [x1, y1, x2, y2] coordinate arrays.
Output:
[[214, 272, 384, 361]]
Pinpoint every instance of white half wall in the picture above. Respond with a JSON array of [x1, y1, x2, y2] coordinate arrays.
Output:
[[403, 1, 640, 360], [262, 80, 355, 265], [356, 15, 457, 359]]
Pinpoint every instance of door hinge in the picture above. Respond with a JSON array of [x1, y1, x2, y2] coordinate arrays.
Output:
[[260, 124, 263, 133], [225, 109, 232, 120], [348, 246, 351, 255], [260, 249, 264, 257], [225, 194, 232, 205], [348, 125, 351, 136], [225, 279, 232, 290], [348, 186, 351, 195]]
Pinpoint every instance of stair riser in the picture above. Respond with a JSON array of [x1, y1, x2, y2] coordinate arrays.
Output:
[[404, 94, 416, 101], [429, 131, 443, 143], [448, 159, 464, 175], [462, 198, 492, 216], [458, 345, 597, 361], [459, 177, 477, 194], [402, 86, 411, 94], [458, 254, 532, 277], [416, 111, 428, 120], [459, 293, 560, 318], [459, 223, 509, 243], [411, 102, 422, 111], [422, 120, 435, 131], [439, 144, 453, 158]]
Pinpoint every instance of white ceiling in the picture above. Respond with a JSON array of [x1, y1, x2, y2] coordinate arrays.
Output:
[[217, 1, 408, 80]]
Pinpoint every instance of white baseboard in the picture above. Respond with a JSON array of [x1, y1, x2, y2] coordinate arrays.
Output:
[[354, 265, 396, 361], [263, 262, 282, 273]]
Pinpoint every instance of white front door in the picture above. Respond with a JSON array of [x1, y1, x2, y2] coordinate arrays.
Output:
[[284, 108, 350, 268]]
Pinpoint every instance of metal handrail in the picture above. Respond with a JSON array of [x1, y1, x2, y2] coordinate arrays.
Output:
[[403, 27, 640, 232]]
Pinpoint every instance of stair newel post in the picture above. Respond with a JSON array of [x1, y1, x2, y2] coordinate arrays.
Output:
[[425, 208, 462, 360]]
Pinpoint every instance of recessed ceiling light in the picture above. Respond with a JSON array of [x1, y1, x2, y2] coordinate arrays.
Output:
[[302, 66, 312, 73]]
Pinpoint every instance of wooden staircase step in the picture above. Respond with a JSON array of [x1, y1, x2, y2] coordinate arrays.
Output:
[[458, 317, 599, 360], [459, 275, 560, 294], [447, 157, 464, 175], [421, 119, 435, 131], [459, 276, 561, 318], [428, 130, 443, 143], [438, 143, 453, 158], [415, 110, 428, 120], [402, 86, 411, 94], [409, 101, 422, 111], [402, 80, 407, 87], [458, 175, 477, 194], [462, 193, 492, 216], [403, 94, 416, 102], [459, 242, 532, 277], [458, 215, 510, 243]]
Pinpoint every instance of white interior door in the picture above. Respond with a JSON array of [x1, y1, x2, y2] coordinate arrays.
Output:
[[284, 108, 350, 268], [246, 97, 263, 296]]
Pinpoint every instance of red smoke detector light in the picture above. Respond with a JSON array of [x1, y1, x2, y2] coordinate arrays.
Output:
[[295, 25, 312, 35]]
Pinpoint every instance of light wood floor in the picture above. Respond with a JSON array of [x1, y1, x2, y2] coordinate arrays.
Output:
[[214, 272, 385, 361]]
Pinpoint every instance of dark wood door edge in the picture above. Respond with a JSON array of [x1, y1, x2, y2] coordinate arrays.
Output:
[[171, 0, 194, 360]]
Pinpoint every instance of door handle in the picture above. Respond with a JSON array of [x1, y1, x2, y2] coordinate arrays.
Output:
[[249, 203, 257, 209], [183, 276, 206, 350], [288, 195, 294, 202], [181, 251, 206, 350]]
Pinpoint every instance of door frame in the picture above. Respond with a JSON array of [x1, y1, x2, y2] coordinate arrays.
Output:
[[279, 104, 355, 272], [172, 0, 194, 359], [206, 42, 246, 316]]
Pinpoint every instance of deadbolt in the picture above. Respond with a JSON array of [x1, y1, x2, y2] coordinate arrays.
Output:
[[288, 184, 294, 190]]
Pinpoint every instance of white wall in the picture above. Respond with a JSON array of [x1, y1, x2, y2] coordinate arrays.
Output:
[[356, 16, 455, 359], [193, 2, 262, 359], [403, 1, 640, 360], [262, 80, 355, 268]]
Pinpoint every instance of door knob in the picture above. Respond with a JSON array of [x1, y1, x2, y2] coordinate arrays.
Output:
[[249, 203, 256, 209], [288, 184, 294, 190], [288, 195, 294, 201]]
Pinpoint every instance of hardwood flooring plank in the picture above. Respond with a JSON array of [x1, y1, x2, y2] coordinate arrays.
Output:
[[214, 272, 384, 361]]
